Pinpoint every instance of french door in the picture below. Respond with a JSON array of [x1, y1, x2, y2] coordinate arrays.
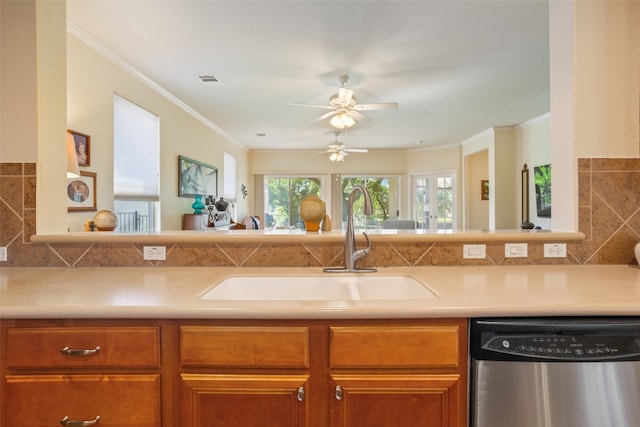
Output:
[[413, 172, 456, 231]]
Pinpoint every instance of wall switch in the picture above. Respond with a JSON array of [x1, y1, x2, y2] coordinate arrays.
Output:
[[544, 243, 567, 258], [505, 243, 528, 258], [463, 244, 486, 259], [0, 247, 6, 262], [143, 246, 166, 261]]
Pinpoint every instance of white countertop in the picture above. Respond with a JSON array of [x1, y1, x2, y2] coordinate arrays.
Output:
[[1, 265, 639, 319]]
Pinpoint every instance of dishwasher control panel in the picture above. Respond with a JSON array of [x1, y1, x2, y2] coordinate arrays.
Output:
[[483, 334, 640, 360], [471, 318, 640, 362]]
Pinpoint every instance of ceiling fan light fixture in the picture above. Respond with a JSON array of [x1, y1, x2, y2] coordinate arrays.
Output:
[[329, 111, 355, 129], [329, 151, 345, 162]]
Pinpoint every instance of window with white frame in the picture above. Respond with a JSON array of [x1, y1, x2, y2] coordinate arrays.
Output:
[[113, 94, 160, 232]]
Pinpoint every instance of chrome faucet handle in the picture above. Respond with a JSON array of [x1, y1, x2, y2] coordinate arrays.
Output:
[[353, 232, 371, 261]]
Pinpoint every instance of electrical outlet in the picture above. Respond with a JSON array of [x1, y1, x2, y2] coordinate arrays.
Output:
[[544, 243, 567, 258], [143, 246, 166, 261], [463, 244, 486, 259], [0, 247, 7, 262], [505, 243, 528, 258]]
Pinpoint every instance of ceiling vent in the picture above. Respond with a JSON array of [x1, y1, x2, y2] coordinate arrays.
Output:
[[197, 74, 223, 85]]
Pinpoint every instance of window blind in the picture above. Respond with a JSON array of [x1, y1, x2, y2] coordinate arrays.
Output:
[[113, 94, 160, 201]]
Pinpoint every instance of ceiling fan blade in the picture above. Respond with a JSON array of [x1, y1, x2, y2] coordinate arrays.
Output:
[[352, 102, 399, 111], [337, 87, 354, 104], [350, 110, 370, 123], [313, 110, 337, 122], [289, 102, 334, 110], [345, 148, 368, 153]]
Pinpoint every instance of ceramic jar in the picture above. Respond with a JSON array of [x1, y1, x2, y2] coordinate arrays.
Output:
[[299, 195, 326, 232], [93, 210, 118, 231], [215, 197, 229, 212]]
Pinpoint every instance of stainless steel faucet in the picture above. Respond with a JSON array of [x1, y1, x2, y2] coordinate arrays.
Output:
[[324, 185, 376, 273]]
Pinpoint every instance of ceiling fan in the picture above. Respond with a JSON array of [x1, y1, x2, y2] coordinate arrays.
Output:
[[315, 132, 369, 162], [291, 74, 398, 129]]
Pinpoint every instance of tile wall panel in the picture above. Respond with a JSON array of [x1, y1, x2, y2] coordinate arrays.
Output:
[[2, 159, 639, 268]]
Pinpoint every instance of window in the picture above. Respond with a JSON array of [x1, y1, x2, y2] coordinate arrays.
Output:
[[223, 152, 236, 199], [113, 94, 160, 232], [412, 172, 456, 231], [340, 176, 400, 230], [264, 176, 322, 229]]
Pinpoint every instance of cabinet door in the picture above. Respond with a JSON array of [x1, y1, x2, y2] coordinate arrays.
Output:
[[181, 374, 309, 427], [331, 374, 462, 427], [4, 374, 161, 427]]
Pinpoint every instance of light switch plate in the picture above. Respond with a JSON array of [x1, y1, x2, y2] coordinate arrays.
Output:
[[505, 243, 528, 258], [0, 247, 6, 262], [463, 244, 486, 259]]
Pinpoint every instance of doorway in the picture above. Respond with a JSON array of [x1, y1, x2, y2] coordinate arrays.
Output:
[[412, 172, 456, 231]]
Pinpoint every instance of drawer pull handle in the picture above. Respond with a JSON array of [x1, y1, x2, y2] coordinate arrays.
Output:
[[60, 346, 101, 356], [296, 386, 305, 402], [60, 415, 100, 426], [334, 385, 343, 400]]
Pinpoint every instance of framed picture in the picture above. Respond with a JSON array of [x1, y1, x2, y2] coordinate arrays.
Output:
[[178, 155, 218, 197], [67, 171, 97, 212], [481, 180, 489, 200], [68, 129, 90, 167]]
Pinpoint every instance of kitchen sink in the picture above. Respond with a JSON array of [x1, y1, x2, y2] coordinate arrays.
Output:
[[200, 275, 437, 301]]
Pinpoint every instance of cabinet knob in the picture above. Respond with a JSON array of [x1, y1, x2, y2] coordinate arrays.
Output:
[[334, 385, 343, 400], [60, 415, 101, 426], [296, 386, 305, 402], [60, 346, 101, 356]]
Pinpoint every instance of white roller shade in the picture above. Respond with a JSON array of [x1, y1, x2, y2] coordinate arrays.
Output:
[[223, 152, 236, 199], [113, 94, 160, 201]]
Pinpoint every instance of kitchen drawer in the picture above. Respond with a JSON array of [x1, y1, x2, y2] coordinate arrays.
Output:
[[181, 326, 309, 368], [6, 326, 160, 369], [4, 374, 161, 426], [329, 325, 460, 368]]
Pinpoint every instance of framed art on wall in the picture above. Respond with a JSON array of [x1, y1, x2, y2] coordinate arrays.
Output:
[[178, 155, 218, 197], [68, 129, 91, 167], [67, 171, 97, 211], [481, 180, 489, 200]]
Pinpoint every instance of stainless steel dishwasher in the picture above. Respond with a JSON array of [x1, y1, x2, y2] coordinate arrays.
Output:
[[470, 317, 640, 427]]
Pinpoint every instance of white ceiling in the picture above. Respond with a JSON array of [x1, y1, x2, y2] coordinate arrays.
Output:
[[67, 0, 550, 152]]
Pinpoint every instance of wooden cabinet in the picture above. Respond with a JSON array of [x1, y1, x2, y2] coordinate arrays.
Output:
[[179, 326, 311, 426], [1, 322, 162, 427], [2, 319, 467, 427], [176, 320, 467, 427], [329, 325, 465, 427]]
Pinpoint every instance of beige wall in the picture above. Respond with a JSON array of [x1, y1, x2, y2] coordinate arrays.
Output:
[[465, 149, 489, 230], [0, 0, 38, 162], [66, 35, 248, 231], [574, 0, 640, 158]]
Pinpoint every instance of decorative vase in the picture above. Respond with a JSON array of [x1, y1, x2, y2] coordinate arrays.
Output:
[[299, 195, 326, 232], [192, 195, 205, 214], [215, 197, 229, 212], [93, 210, 118, 231]]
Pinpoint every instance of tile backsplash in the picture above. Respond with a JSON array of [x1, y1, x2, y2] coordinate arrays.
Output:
[[1, 159, 639, 268]]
